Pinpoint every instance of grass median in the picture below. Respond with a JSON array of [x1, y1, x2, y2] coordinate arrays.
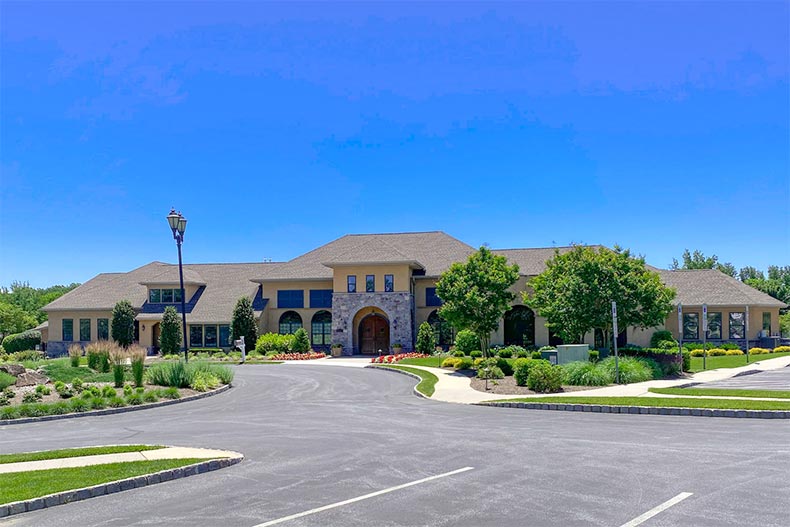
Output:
[[0, 445, 165, 465], [649, 387, 790, 399], [0, 458, 204, 504], [687, 352, 790, 373], [491, 396, 790, 411], [377, 365, 438, 397]]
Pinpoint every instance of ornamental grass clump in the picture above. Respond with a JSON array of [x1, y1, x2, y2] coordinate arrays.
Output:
[[561, 361, 613, 387], [85, 341, 112, 372], [190, 370, 220, 392], [145, 360, 191, 388], [128, 345, 147, 388], [599, 356, 653, 384], [68, 344, 82, 368], [109, 344, 127, 388]]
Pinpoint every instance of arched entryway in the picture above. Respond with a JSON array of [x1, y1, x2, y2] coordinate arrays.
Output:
[[504, 306, 535, 347], [358, 314, 390, 355], [311, 310, 332, 348]]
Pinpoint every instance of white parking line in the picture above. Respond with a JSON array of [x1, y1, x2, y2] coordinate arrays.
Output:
[[252, 466, 475, 527], [620, 492, 693, 527]]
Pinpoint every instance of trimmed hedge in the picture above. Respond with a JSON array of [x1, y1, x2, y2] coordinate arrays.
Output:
[[2, 330, 41, 354]]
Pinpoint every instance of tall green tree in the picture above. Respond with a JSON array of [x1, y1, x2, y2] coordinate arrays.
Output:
[[435, 247, 519, 355], [739, 266, 764, 282], [0, 281, 80, 324], [0, 302, 37, 340], [671, 249, 736, 277], [159, 306, 182, 355], [526, 246, 676, 345], [231, 296, 257, 352], [744, 265, 790, 306], [111, 300, 136, 348]]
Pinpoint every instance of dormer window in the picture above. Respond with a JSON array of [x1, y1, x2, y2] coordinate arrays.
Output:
[[149, 288, 183, 303]]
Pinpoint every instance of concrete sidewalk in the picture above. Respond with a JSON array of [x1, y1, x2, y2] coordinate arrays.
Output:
[[0, 447, 240, 475]]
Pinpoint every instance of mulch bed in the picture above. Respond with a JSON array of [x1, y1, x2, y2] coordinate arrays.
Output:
[[469, 375, 608, 395]]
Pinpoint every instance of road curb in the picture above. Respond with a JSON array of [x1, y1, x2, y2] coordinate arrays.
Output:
[[475, 401, 790, 418], [365, 365, 430, 399], [0, 454, 243, 518], [0, 384, 231, 426]]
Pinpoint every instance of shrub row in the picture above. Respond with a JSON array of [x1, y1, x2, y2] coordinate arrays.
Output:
[[1, 330, 41, 354]]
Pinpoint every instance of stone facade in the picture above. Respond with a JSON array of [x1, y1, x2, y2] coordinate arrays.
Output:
[[331, 292, 415, 355]]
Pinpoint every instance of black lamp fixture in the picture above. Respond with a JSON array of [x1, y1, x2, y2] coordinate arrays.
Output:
[[167, 208, 190, 362]]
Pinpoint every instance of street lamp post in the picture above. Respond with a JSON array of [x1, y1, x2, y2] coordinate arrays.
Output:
[[167, 209, 189, 362]]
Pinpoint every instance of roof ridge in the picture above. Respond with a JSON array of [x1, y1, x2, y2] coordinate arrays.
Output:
[[345, 231, 444, 236]]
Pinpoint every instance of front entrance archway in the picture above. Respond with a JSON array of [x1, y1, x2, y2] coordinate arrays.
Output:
[[504, 306, 535, 347], [358, 314, 390, 354]]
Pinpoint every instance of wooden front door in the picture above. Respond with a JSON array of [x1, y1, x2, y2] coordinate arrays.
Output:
[[359, 314, 390, 354]]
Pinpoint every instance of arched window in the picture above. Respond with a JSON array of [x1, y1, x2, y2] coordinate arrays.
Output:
[[311, 310, 332, 347], [279, 311, 302, 335], [428, 310, 454, 348], [504, 306, 535, 347]]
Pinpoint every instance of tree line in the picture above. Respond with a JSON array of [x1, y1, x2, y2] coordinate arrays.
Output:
[[0, 281, 80, 340]]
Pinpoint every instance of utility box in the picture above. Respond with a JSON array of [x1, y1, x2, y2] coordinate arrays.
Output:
[[555, 344, 590, 365]]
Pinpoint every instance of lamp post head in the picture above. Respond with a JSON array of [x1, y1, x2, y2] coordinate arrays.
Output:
[[166, 209, 187, 239]]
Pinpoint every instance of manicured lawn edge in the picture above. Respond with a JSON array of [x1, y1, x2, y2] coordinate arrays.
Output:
[[367, 365, 438, 397], [477, 397, 790, 418], [0, 455, 244, 518], [649, 387, 790, 399], [687, 352, 790, 373], [0, 445, 165, 465], [0, 383, 231, 427]]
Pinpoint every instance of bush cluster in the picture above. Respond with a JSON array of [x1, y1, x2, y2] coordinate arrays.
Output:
[[527, 362, 563, 393], [254, 333, 297, 354], [512, 358, 549, 386], [454, 330, 479, 354], [1, 330, 42, 354]]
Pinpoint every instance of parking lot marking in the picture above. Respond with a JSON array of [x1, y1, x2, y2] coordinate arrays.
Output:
[[252, 466, 475, 526], [620, 492, 693, 527]]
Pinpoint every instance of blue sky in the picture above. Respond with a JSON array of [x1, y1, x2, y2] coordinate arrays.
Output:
[[1, 1, 788, 287]]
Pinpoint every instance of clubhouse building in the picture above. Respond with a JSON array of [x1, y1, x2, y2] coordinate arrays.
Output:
[[42, 232, 786, 355]]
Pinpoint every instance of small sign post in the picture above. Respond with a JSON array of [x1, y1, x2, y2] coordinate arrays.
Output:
[[745, 305, 750, 364], [612, 301, 619, 384], [677, 304, 683, 374], [702, 304, 708, 370]]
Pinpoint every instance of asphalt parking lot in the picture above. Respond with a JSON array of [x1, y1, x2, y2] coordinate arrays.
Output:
[[1, 365, 789, 526]]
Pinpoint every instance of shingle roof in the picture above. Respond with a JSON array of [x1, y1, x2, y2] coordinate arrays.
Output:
[[657, 269, 787, 308], [139, 267, 206, 286], [257, 231, 476, 280], [44, 261, 280, 324], [492, 246, 606, 276]]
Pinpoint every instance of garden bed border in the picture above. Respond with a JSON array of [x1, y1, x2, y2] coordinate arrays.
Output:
[[476, 400, 790, 419], [0, 384, 231, 426], [0, 454, 243, 518]]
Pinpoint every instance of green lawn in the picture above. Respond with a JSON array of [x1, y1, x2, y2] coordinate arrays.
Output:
[[378, 365, 438, 397], [40, 358, 115, 383], [649, 387, 790, 399], [0, 458, 203, 504], [492, 396, 790, 410], [688, 352, 790, 373], [0, 445, 165, 465], [398, 356, 448, 368]]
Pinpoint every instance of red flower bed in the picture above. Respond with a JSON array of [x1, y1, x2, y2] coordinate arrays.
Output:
[[370, 353, 429, 364], [270, 352, 327, 360]]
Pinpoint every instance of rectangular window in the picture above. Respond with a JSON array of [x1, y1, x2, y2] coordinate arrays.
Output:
[[162, 289, 174, 303], [79, 319, 91, 341], [149, 289, 161, 303], [97, 318, 109, 340], [190, 325, 203, 347], [426, 287, 442, 307], [219, 325, 231, 347], [763, 312, 772, 333], [347, 275, 356, 293], [729, 312, 746, 339], [277, 290, 304, 309], [682, 313, 698, 340], [309, 289, 333, 308], [384, 274, 394, 292], [707, 312, 722, 340], [174, 288, 183, 303], [204, 325, 218, 348], [366, 275, 375, 292], [62, 319, 73, 341]]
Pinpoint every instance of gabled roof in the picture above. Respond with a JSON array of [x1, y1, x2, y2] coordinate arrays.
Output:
[[657, 269, 787, 308], [44, 261, 281, 324], [257, 231, 475, 280], [139, 267, 206, 286]]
